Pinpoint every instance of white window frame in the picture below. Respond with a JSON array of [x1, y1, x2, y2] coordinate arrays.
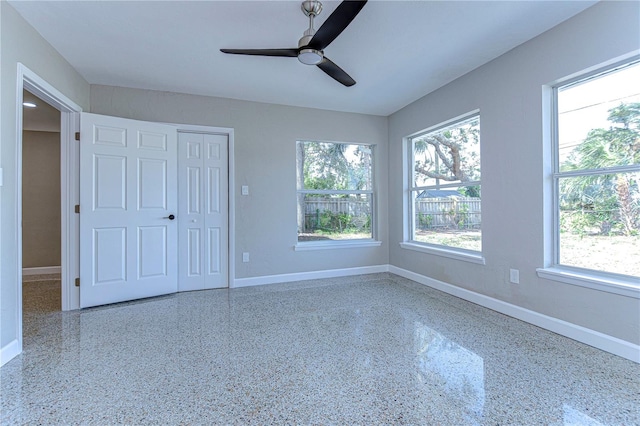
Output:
[[294, 140, 380, 251], [400, 111, 485, 264], [537, 57, 640, 298]]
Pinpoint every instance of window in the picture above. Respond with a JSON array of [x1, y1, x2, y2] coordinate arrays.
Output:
[[553, 60, 640, 279], [296, 141, 374, 243], [407, 113, 481, 253]]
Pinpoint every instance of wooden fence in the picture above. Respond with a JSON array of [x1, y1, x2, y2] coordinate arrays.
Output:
[[414, 197, 481, 229], [304, 198, 370, 216], [302, 196, 481, 231], [304, 197, 371, 231]]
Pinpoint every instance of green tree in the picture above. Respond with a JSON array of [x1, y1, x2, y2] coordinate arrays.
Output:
[[303, 142, 349, 190], [458, 185, 481, 198], [561, 102, 640, 236], [413, 117, 480, 185]]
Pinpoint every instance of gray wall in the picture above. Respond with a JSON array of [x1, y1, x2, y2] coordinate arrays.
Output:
[[0, 2, 89, 350], [388, 1, 640, 344], [90, 86, 389, 279], [22, 131, 61, 268]]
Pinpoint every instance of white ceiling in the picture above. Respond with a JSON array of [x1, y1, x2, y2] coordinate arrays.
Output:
[[9, 0, 597, 116]]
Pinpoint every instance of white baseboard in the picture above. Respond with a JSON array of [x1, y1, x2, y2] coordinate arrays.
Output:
[[0, 339, 21, 367], [22, 266, 61, 276], [389, 265, 640, 364], [232, 265, 389, 288]]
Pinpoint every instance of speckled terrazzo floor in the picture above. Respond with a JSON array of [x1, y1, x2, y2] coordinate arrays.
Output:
[[2, 273, 639, 425]]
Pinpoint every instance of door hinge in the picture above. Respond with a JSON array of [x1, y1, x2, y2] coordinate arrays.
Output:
[[75, 278, 80, 287], [75, 132, 80, 141], [75, 204, 80, 214]]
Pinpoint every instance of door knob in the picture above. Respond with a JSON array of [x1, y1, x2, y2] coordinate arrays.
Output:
[[164, 214, 176, 220]]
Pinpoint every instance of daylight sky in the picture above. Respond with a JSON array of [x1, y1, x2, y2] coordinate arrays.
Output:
[[558, 61, 640, 164]]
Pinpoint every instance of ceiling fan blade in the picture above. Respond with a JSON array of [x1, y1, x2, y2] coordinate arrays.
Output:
[[317, 57, 356, 87], [307, 0, 367, 51], [220, 48, 299, 57]]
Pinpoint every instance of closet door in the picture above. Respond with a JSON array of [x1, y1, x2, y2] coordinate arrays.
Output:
[[178, 132, 228, 290]]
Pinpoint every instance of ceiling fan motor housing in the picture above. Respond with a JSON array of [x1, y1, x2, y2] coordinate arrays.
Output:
[[298, 48, 324, 65]]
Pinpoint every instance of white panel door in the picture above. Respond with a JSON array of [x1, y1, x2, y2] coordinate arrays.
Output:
[[80, 112, 178, 308], [178, 132, 228, 291]]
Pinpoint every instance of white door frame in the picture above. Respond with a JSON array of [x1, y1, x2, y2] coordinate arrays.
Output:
[[171, 123, 235, 287], [15, 64, 83, 357]]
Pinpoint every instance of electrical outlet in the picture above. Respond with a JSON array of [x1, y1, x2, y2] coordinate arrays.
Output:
[[509, 269, 520, 284], [241, 185, 249, 196], [242, 252, 250, 263]]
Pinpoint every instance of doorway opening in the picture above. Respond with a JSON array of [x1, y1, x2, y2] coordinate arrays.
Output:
[[21, 88, 63, 324]]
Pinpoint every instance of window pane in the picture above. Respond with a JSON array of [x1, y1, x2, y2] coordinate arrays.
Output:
[[558, 62, 640, 172], [412, 116, 480, 187], [298, 141, 373, 191], [298, 193, 372, 241], [559, 172, 640, 276], [412, 186, 481, 251]]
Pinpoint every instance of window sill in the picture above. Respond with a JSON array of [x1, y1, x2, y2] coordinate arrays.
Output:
[[399, 242, 485, 265], [294, 240, 382, 251], [536, 267, 640, 299]]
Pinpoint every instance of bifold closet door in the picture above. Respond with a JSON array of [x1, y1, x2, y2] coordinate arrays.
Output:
[[178, 132, 229, 291]]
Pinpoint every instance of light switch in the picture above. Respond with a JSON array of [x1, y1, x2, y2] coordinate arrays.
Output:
[[241, 185, 249, 196]]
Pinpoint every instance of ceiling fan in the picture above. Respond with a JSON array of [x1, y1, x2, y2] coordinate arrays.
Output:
[[220, 0, 367, 87]]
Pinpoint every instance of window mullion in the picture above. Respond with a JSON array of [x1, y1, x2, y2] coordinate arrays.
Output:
[[555, 164, 640, 179], [412, 180, 482, 192], [299, 189, 373, 195]]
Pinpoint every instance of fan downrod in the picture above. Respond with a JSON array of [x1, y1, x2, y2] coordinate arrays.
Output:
[[299, 1, 322, 46]]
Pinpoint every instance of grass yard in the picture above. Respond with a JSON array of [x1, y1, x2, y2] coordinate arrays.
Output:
[[301, 228, 638, 277], [298, 232, 372, 242], [414, 230, 638, 277], [560, 233, 639, 277], [414, 229, 482, 252]]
